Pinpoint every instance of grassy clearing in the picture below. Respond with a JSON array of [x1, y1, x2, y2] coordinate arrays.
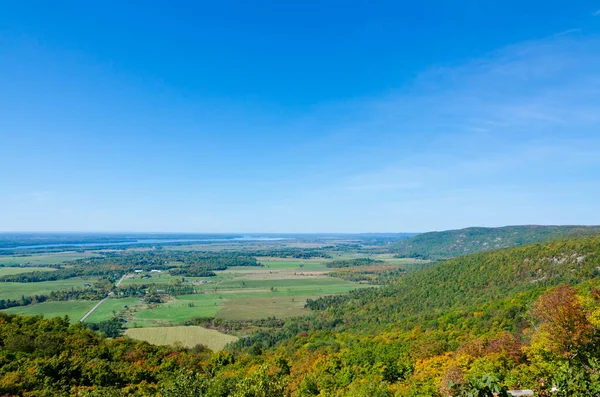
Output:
[[216, 276, 351, 290], [2, 300, 96, 320], [257, 257, 329, 271], [0, 267, 57, 276], [216, 295, 310, 320], [0, 277, 100, 300], [0, 252, 99, 266], [207, 283, 365, 300], [128, 295, 223, 327], [125, 326, 238, 351], [84, 297, 142, 323]]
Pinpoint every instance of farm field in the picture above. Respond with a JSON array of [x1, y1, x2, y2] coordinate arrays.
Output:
[[2, 300, 96, 320], [125, 276, 367, 325], [0, 266, 56, 276], [125, 326, 238, 351], [257, 257, 330, 271], [214, 280, 364, 320], [84, 297, 142, 323], [0, 250, 393, 333], [215, 295, 310, 320], [0, 251, 99, 266], [0, 277, 100, 300], [116, 254, 371, 326], [127, 294, 224, 327]]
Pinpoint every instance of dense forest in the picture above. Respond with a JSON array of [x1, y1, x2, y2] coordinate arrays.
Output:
[[325, 258, 384, 268], [392, 225, 600, 259], [2, 235, 600, 395]]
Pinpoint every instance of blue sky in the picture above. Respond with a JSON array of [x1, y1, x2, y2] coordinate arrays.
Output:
[[1, 1, 599, 232]]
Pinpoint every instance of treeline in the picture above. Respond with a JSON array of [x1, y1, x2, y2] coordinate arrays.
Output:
[[0, 287, 110, 310], [325, 258, 384, 268], [169, 253, 259, 277], [48, 287, 109, 301], [169, 268, 216, 277], [0, 295, 49, 310], [247, 248, 331, 259], [185, 316, 285, 333], [72, 250, 260, 270], [116, 283, 202, 297], [330, 267, 406, 284], [0, 267, 120, 283]]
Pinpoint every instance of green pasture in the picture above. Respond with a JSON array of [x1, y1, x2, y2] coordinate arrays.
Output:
[[257, 257, 329, 271], [0, 277, 100, 300], [2, 300, 95, 320], [131, 277, 366, 324], [125, 326, 238, 351], [0, 267, 57, 276], [128, 294, 223, 327], [84, 297, 142, 323], [215, 295, 311, 320], [215, 276, 351, 290]]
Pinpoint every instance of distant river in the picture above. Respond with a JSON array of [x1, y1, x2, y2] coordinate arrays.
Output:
[[10, 237, 288, 250]]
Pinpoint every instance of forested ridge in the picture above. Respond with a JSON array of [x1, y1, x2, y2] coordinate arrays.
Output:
[[2, 236, 600, 395], [393, 225, 600, 259]]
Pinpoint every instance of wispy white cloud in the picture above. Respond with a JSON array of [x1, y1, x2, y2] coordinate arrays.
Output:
[[265, 33, 600, 231], [23, 191, 54, 204], [593, 9, 600, 16]]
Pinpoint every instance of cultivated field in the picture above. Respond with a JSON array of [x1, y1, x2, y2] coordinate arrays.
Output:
[[0, 250, 401, 340], [119, 257, 371, 325], [125, 325, 238, 351]]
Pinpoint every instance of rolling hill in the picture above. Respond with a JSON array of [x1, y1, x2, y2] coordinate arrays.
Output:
[[392, 225, 600, 259], [234, 234, 600, 395]]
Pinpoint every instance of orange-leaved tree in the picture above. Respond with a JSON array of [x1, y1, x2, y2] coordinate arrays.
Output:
[[531, 285, 595, 371]]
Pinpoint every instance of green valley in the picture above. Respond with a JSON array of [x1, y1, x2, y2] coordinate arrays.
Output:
[[1, 231, 600, 395]]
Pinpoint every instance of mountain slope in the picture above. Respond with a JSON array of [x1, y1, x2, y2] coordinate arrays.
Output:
[[393, 225, 600, 259], [233, 235, 600, 395], [241, 234, 600, 350]]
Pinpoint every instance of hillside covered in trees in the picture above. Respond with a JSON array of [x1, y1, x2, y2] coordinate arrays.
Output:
[[392, 225, 600, 259], [2, 235, 600, 395]]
